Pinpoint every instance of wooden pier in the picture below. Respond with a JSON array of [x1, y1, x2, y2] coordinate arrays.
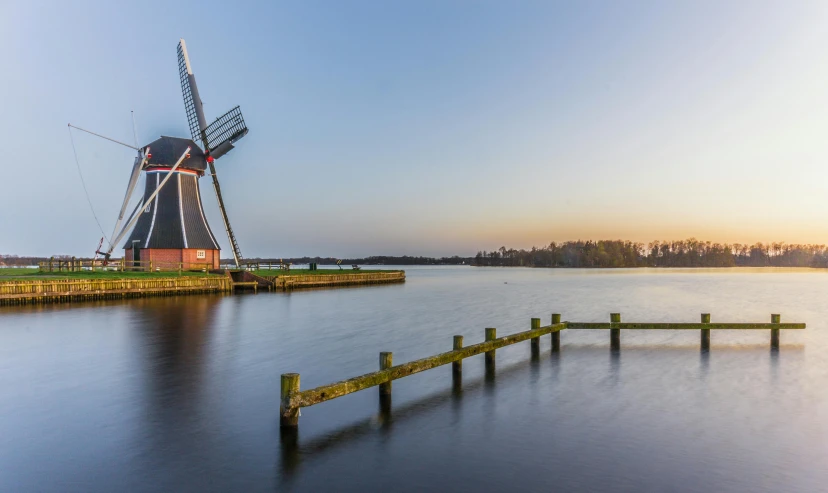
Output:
[[280, 313, 806, 427], [265, 271, 405, 291]]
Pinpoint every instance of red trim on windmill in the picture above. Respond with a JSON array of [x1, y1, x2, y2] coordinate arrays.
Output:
[[145, 166, 200, 175]]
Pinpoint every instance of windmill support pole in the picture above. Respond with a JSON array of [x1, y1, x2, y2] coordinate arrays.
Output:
[[207, 161, 242, 267]]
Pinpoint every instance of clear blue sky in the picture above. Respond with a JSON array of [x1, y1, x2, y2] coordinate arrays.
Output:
[[2, 1, 828, 258]]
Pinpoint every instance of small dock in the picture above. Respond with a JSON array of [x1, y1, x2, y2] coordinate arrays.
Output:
[[264, 271, 405, 291], [228, 270, 405, 292], [280, 312, 805, 428]]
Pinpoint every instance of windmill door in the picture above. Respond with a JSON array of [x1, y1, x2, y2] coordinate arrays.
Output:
[[131, 241, 140, 265]]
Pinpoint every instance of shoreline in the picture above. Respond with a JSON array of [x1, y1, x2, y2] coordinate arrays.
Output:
[[0, 270, 405, 306]]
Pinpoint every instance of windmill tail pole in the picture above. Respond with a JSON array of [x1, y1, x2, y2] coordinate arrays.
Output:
[[205, 159, 242, 267], [107, 147, 191, 256]]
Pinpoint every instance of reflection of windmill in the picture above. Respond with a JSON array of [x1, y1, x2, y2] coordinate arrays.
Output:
[[87, 38, 248, 269]]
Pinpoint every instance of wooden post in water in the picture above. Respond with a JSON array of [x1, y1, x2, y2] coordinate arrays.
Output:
[[701, 313, 711, 351], [485, 328, 497, 365], [379, 352, 393, 395], [771, 314, 781, 349], [530, 318, 541, 351], [610, 313, 621, 350], [551, 313, 561, 351], [452, 336, 463, 374], [280, 373, 300, 428]]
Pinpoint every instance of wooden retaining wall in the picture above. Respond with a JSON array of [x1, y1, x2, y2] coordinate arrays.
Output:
[[0, 271, 405, 305], [280, 312, 806, 427], [0, 277, 232, 306], [265, 271, 405, 290]]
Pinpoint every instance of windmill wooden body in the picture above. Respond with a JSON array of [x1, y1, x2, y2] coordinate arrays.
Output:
[[123, 136, 222, 269]]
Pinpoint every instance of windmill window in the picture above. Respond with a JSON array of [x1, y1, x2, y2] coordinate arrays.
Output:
[[196, 250, 206, 259]]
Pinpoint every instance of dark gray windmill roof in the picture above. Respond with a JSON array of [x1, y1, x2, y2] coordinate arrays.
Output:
[[142, 136, 207, 172]]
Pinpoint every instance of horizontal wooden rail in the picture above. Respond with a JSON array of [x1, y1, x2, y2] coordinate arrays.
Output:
[[284, 322, 567, 411], [567, 322, 805, 330], [279, 312, 805, 428]]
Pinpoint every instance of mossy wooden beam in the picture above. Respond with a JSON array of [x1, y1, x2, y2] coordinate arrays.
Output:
[[280, 374, 300, 427], [282, 322, 568, 411], [379, 352, 393, 395], [452, 336, 463, 374], [551, 313, 561, 351], [771, 314, 781, 349], [610, 313, 621, 350], [567, 322, 805, 330], [530, 318, 541, 351], [701, 313, 711, 351]]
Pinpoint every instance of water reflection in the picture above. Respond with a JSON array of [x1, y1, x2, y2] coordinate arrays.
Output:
[[277, 352, 552, 487], [138, 296, 219, 406], [699, 350, 710, 381], [133, 296, 222, 477], [484, 353, 496, 392], [0, 267, 820, 492], [608, 349, 621, 388]]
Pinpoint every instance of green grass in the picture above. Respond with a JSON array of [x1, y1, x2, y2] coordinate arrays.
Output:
[[0, 269, 219, 281], [0, 267, 399, 282], [0, 268, 40, 277]]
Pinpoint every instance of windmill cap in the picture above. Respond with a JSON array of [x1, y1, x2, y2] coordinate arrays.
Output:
[[142, 136, 207, 172]]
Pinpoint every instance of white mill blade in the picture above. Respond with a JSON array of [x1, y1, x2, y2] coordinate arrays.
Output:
[[110, 150, 148, 246], [178, 39, 209, 147]]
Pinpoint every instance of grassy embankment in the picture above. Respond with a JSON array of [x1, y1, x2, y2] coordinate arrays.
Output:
[[0, 268, 390, 281]]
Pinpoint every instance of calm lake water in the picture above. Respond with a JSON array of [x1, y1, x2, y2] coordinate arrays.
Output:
[[2, 266, 828, 492]]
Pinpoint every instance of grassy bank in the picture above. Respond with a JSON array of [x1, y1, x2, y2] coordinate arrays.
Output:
[[0, 268, 392, 282]]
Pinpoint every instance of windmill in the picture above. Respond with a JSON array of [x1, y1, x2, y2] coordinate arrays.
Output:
[[82, 38, 249, 270]]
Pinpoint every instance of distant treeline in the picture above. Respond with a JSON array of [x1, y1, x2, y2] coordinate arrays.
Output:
[[0, 255, 61, 267], [231, 255, 475, 266], [1, 254, 475, 267], [474, 239, 828, 268]]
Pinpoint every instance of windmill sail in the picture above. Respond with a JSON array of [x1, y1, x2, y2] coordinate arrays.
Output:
[[110, 153, 147, 245], [177, 39, 208, 147], [204, 106, 248, 159], [176, 38, 246, 268], [177, 39, 248, 157]]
